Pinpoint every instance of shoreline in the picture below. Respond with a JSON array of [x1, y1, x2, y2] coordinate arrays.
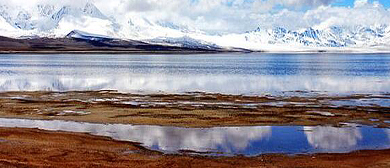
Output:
[[1, 50, 390, 55], [0, 50, 231, 55]]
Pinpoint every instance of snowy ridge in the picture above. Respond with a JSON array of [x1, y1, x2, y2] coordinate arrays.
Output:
[[242, 25, 390, 48], [148, 36, 221, 50], [0, 2, 389, 52], [66, 30, 113, 41]]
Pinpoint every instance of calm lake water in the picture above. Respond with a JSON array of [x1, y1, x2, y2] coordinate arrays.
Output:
[[0, 118, 389, 156], [1, 54, 390, 155], [0, 53, 390, 95]]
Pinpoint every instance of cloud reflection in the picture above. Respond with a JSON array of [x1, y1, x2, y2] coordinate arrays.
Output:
[[304, 126, 362, 151], [386, 129, 390, 142], [122, 126, 272, 152], [0, 118, 271, 153]]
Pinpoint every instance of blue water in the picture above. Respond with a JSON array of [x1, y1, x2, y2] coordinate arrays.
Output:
[[0, 118, 388, 156], [0, 53, 389, 95]]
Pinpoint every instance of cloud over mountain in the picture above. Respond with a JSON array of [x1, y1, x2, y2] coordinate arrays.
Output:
[[0, 0, 389, 51], [1, 0, 389, 33]]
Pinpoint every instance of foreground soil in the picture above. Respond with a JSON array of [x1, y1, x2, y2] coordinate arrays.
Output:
[[0, 127, 389, 168], [0, 91, 389, 127]]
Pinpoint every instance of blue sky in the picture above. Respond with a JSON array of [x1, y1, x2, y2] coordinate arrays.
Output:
[[334, 0, 389, 7]]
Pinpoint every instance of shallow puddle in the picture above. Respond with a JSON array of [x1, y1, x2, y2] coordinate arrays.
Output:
[[0, 118, 389, 156], [329, 98, 390, 107]]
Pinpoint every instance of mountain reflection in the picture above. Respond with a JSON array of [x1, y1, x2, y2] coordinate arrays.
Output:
[[1, 54, 390, 95], [304, 126, 362, 151], [0, 75, 389, 95]]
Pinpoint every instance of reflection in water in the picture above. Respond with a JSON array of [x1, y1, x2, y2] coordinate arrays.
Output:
[[304, 126, 362, 150], [0, 118, 389, 155], [0, 118, 271, 153], [386, 130, 390, 142], [330, 99, 390, 108], [127, 126, 272, 152], [0, 54, 390, 95], [0, 75, 389, 95]]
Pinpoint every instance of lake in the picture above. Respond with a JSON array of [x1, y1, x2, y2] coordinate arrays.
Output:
[[0, 53, 390, 155], [0, 53, 390, 96]]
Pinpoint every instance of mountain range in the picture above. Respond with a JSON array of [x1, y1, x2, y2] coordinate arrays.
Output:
[[0, 2, 389, 52]]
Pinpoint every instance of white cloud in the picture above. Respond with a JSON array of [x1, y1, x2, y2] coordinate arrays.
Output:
[[252, 1, 390, 30], [253, 0, 335, 12], [354, 0, 369, 7]]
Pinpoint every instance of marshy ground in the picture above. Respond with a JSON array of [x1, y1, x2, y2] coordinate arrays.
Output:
[[0, 91, 389, 127]]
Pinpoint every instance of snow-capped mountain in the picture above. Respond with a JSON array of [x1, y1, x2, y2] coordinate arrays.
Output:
[[242, 25, 389, 48], [0, 2, 119, 38], [0, 2, 389, 52], [0, 2, 107, 30], [197, 25, 390, 52]]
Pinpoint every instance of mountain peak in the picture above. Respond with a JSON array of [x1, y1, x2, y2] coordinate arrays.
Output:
[[66, 30, 112, 41], [83, 2, 107, 19], [51, 5, 72, 21]]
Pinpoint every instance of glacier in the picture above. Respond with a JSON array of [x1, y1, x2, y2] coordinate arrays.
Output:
[[0, 2, 389, 52]]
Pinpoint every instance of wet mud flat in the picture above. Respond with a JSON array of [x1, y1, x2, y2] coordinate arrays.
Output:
[[0, 127, 389, 168], [0, 91, 389, 127]]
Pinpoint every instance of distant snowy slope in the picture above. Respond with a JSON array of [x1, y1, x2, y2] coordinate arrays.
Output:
[[0, 14, 24, 37], [0, 15, 17, 31], [198, 25, 390, 52], [66, 30, 113, 41], [52, 15, 117, 38], [240, 25, 389, 48], [148, 36, 221, 50]]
